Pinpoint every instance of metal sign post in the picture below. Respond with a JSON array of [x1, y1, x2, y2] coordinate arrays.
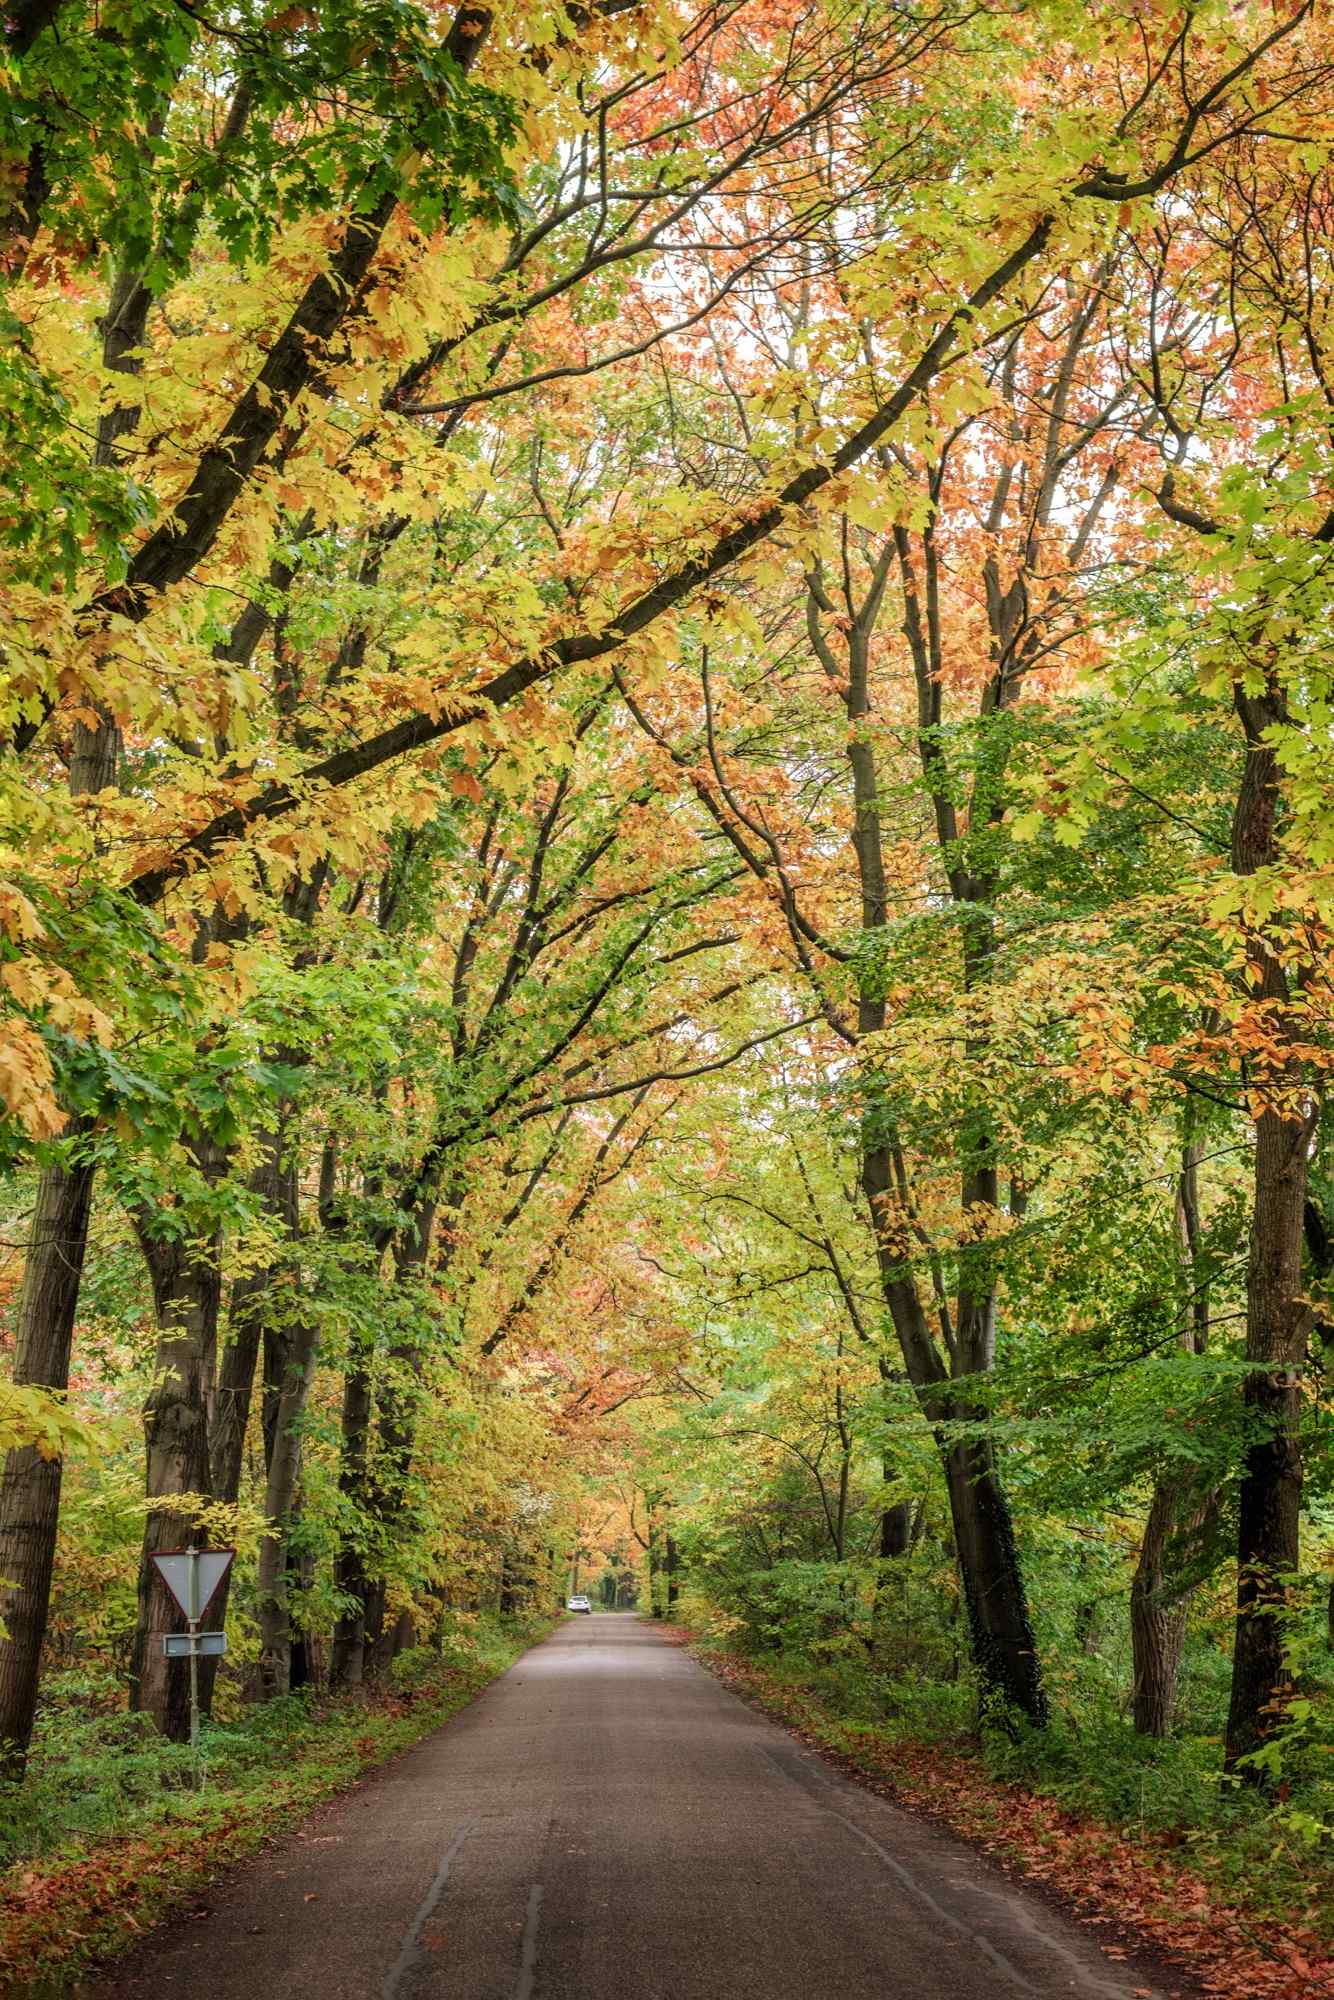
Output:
[[189, 1609, 200, 1763], [150, 1546, 235, 1784]]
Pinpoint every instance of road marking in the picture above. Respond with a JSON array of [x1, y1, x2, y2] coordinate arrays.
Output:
[[823, 1809, 1040, 1995], [756, 1747, 1037, 1995], [825, 1807, 1040, 1995], [965, 1880, 1158, 1999], [757, 1745, 1150, 2000], [514, 1883, 544, 2000], [382, 1818, 475, 2000]]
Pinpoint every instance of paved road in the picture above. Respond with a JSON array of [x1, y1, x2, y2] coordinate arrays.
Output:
[[83, 1617, 1177, 2000]]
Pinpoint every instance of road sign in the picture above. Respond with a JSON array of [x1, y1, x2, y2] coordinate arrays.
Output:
[[149, 1547, 236, 1776], [163, 1631, 227, 1659], [151, 1547, 235, 1622]]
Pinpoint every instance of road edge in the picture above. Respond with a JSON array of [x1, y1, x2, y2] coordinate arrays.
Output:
[[669, 1626, 1325, 2000]]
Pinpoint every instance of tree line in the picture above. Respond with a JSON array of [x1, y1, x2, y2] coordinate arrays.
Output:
[[0, 0, 1331, 1810]]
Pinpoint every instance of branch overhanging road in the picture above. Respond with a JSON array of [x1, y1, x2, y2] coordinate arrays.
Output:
[[82, 1618, 1182, 2000]]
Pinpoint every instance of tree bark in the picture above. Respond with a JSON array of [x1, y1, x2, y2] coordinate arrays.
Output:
[[941, 1431, 1046, 1725], [288, 1536, 315, 1690], [876, 1361, 912, 1560], [1131, 1122, 1212, 1737], [1223, 683, 1315, 1777], [329, 1352, 374, 1688], [1131, 1483, 1190, 1738], [363, 1579, 391, 1676], [128, 1202, 224, 1739], [211, 1136, 291, 1506], [646, 1500, 662, 1617], [247, 1108, 319, 1702], [358, 1191, 439, 1675], [866, 1140, 1047, 1726], [879, 1492, 912, 1560], [812, 537, 1047, 1727], [1224, 1099, 1310, 1772], [0, 1142, 98, 1772], [1303, 1193, 1334, 1653], [256, 1309, 320, 1698], [0, 715, 120, 1772], [193, 1137, 294, 1712]]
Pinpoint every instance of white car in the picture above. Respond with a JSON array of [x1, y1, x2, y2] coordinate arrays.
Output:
[[566, 1594, 592, 1613]]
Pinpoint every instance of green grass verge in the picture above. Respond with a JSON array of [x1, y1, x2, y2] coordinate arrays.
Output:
[[0, 1614, 556, 1992]]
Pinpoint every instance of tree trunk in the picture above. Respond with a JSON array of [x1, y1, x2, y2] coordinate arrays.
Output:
[[0, 717, 120, 1772], [211, 1135, 292, 1505], [0, 1144, 98, 1772], [876, 1361, 912, 1559], [646, 1501, 662, 1617], [872, 1478, 913, 1653], [1130, 1485, 1217, 1738], [359, 1193, 438, 1672], [256, 1311, 320, 1699], [288, 1535, 315, 1690], [198, 1138, 294, 1713], [1131, 1120, 1212, 1738], [833, 575, 1044, 1727], [1223, 683, 1314, 1778], [866, 1143, 1047, 1726], [1224, 1099, 1310, 1772], [832, 1367, 851, 1563], [327, 1160, 442, 1688], [329, 1352, 374, 1688], [128, 1212, 224, 1739], [363, 1578, 391, 1676], [879, 1489, 912, 1560], [941, 1432, 1046, 1726], [1302, 1195, 1334, 1654], [1131, 1483, 1190, 1738]]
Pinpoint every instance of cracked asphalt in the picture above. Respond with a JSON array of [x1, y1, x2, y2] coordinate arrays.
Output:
[[79, 1615, 1183, 2000]]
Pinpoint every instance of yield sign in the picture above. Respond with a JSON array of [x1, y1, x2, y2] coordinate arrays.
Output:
[[151, 1548, 235, 1623]]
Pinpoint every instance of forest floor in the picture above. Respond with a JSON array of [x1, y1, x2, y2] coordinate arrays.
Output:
[[673, 1627, 1333, 2000], [0, 1614, 554, 1994]]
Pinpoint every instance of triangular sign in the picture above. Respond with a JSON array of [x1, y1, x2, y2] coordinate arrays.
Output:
[[151, 1549, 235, 1622]]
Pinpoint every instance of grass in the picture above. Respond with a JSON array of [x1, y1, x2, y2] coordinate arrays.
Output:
[[0, 1612, 555, 1992]]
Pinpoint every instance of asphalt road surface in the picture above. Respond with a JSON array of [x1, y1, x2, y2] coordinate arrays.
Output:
[[82, 1616, 1179, 2000]]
